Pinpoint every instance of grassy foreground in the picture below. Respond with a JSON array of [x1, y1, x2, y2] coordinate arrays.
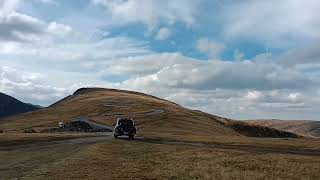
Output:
[[1, 133, 319, 180]]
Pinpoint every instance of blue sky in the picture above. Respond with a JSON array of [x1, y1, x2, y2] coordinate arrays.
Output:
[[0, 0, 320, 120]]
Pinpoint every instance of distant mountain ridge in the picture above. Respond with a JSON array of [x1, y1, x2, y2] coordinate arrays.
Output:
[[0, 92, 41, 118]]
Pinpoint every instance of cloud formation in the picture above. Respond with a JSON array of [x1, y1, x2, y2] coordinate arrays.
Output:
[[196, 38, 225, 58], [222, 0, 320, 47], [106, 53, 315, 92], [0, 0, 319, 120], [155, 27, 171, 40], [0, 8, 71, 42], [91, 0, 201, 29], [97, 52, 319, 119], [0, 66, 75, 105]]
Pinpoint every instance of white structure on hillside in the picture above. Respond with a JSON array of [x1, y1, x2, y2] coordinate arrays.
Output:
[[59, 122, 64, 128]]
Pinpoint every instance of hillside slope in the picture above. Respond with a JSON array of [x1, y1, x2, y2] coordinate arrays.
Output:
[[0, 88, 298, 138], [0, 92, 40, 118], [246, 120, 320, 137]]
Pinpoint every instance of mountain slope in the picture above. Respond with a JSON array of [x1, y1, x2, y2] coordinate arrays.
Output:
[[0, 92, 40, 118], [246, 120, 320, 137], [0, 88, 298, 138]]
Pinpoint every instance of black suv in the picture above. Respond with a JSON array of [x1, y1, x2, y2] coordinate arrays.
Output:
[[114, 118, 136, 140]]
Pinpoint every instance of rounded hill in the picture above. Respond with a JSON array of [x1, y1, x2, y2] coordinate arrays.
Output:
[[0, 88, 298, 139]]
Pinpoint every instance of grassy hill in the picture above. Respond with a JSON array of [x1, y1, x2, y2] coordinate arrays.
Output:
[[0, 88, 298, 139], [2, 88, 320, 180], [246, 119, 320, 137]]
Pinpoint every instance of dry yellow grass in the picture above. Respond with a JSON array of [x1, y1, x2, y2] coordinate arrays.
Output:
[[246, 120, 320, 137], [0, 132, 98, 146], [1, 136, 319, 180], [0, 88, 319, 179], [0, 88, 235, 137], [0, 88, 298, 138]]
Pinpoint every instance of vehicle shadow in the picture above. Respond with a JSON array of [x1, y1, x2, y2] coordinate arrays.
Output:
[[114, 136, 135, 141]]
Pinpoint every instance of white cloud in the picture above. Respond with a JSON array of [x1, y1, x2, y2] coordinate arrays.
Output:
[[0, 1, 153, 106], [102, 53, 316, 92], [97, 52, 320, 119], [222, 0, 320, 47], [0, 0, 319, 120], [233, 49, 244, 61], [196, 38, 225, 58], [288, 93, 301, 102], [0, 0, 72, 42], [0, 12, 44, 41], [1, 46, 319, 119], [101, 53, 185, 77], [155, 27, 171, 40], [47, 22, 72, 37], [34, 0, 57, 5], [0, 0, 20, 14], [0, 11, 72, 42], [245, 90, 262, 100], [0, 66, 74, 105], [279, 44, 320, 66], [0, 29, 150, 65], [91, 0, 201, 29], [0, 0, 58, 10]]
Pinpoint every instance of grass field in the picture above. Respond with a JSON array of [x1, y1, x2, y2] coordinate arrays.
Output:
[[246, 120, 320, 137], [1, 133, 319, 180], [0, 89, 319, 179]]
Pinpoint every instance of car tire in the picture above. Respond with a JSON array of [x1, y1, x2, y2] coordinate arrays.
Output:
[[129, 135, 134, 140]]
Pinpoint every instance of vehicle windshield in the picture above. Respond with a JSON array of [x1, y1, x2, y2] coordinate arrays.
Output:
[[118, 119, 134, 126]]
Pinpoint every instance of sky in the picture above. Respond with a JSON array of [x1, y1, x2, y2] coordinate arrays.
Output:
[[0, 0, 319, 120]]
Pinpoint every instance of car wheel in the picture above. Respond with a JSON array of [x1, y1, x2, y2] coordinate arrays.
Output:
[[129, 135, 134, 140]]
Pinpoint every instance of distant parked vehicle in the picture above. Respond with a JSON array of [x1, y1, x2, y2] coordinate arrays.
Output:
[[58, 122, 64, 128], [114, 118, 136, 140]]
